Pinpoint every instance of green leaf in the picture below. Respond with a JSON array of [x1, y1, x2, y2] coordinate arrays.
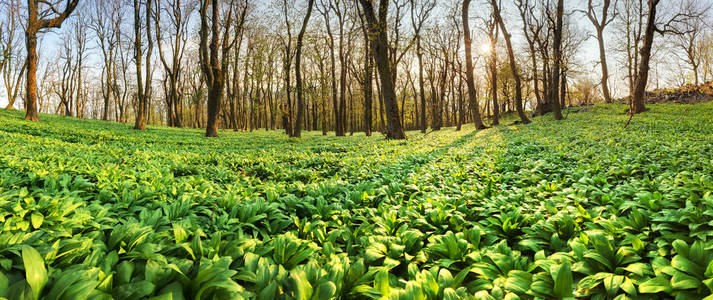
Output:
[[148, 293, 174, 300], [443, 287, 459, 300], [623, 263, 650, 277], [671, 271, 701, 290], [672, 255, 704, 278], [30, 213, 43, 229], [620, 277, 636, 295], [157, 281, 185, 300], [313, 281, 336, 300], [552, 263, 573, 298], [46, 271, 82, 300], [22, 245, 48, 300], [289, 269, 312, 300], [0, 271, 8, 296], [61, 280, 99, 299], [173, 224, 188, 244], [116, 261, 134, 285], [639, 276, 671, 294], [505, 270, 531, 294], [603, 274, 623, 295]]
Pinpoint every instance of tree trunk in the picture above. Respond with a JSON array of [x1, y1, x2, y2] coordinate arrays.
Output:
[[24, 0, 79, 121], [360, 0, 406, 139], [597, 29, 613, 103], [551, 0, 564, 120], [292, 0, 315, 137], [631, 0, 658, 114], [24, 28, 40, 121], [416, 38, 428, 133], [364, 37, 373, 136], [491, 0, 530, 124], [462, 0, 486, 130], [133, 0, 147, 130], [490, 41, 499, 126]]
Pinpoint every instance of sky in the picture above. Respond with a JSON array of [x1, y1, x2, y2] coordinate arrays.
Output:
[[0, 0, 691, 109]]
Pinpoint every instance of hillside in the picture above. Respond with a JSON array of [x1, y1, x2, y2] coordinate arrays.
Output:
[[0, 103, 712, 299], [618, 80, 713, 105]]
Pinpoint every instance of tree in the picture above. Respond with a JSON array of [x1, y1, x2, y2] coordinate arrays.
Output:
[[491, 0, 531, 124], [1, 0, 25, 110], [71, 15, 89, 119], [462, 0, 486, 130], [410, 0, 436, 133], [670, 6, 708, 85], [359, 0, 406, 139], [357, 8, 373, 136], [631, 0, 707, 114], [199, 0, 247, 137], [90, 0, 123, 121], [279, 0, 295, 136], [293, 0, 316, 137], [517, 0, 545, 115], [133, 0, 153, 130], [155, 0, 195, 128], [24, 0, 80, 121], [551, 0, 564, 120], [586, 0, 617, 103], [483, 14, 500, 125]]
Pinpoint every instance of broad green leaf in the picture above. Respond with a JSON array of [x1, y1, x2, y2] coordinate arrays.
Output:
[[313, 281, 336, 300], [639, 276, 671, 294], [553, 263, 573, 298], [22, 245, 48, 300], [30, 213, 43, 229], [671, 271, 701, 290], [289, 269, 312, 300]]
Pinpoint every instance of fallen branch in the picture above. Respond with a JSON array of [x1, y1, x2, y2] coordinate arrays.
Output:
[[623, 111, 634, 129]]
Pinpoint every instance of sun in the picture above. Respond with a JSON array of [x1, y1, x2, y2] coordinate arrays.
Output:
[[480, 42, 492, 54]]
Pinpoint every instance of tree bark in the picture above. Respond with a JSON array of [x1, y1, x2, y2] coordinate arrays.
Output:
[[631, 0, 659, 114], [293, 0, 315, 137], [359, 0, 406, 139], [462, 0, 486, 129], [491, 0, 530, 124], [587, 0, 614, 103], [24, 0, 79, 121], [551, 0, 564, 120]]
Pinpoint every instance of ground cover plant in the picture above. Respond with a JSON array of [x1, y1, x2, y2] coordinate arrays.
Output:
[[0, 102, 712, 299]]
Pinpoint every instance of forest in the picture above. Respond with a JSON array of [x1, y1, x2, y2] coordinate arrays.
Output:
[[0, 0, 710, 137], [1, 0, 713, 299]]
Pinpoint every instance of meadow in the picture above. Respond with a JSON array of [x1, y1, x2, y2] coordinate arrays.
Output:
[[0, 103, 712, 299]]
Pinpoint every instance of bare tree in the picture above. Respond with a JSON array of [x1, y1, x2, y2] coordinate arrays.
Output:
[[279, 0, 295, 136], [517, 0, 543, 115], [462, 0, 486, 130], [359, 0, 406, 139], [72, 15, 89, 119], [586, 0, 617, 103], [89, 0, 122, 120], [1, 0, 26, 110], [670, 8, 708, 85], [491, 0, 531, 124], [199, 0, 247, 137], [24, 0, 80, 121], [482, 13, 500, 125], [293, 0, 315, 137], [631, 0, 708, 114], [411, 0, 436, 133], [551, 0, 564, 120], [133, 0, 154, 129], [155, 0, 195, 127]]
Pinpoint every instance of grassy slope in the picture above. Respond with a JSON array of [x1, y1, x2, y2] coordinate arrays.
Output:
[[0, 103, 712, 299]]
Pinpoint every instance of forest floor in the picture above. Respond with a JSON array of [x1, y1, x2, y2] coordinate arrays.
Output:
[[0, 102, 712, 299]]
